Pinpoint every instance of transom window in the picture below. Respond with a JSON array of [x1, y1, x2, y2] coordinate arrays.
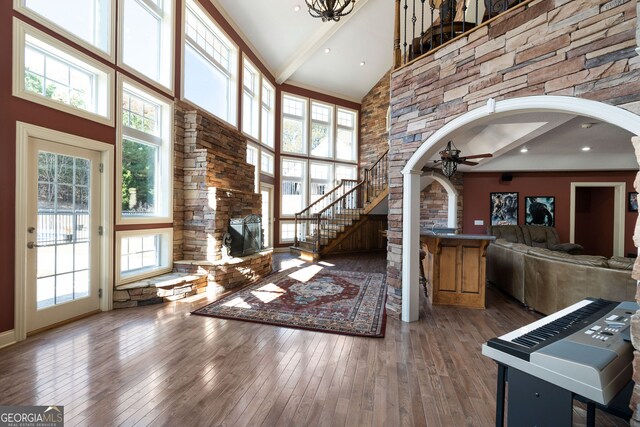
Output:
[[183, 0, 237, 125], [282, 95, 307, 154], [18, 0, 113, 56], [116, 228, 173, 284], [13, 19, 113, 125], [261, 81, 275, 148], [119, 0, 174, 90], [261, 151, 274, 175], [242, 58, 260, 139]]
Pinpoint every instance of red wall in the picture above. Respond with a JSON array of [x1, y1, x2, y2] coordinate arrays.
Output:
[[462, 171, 637, 257], [0, 1, 360, 334]]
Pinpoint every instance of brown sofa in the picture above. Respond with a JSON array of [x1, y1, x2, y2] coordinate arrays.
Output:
[[488, 224, 584, 254], [487, 238, 636, 315]]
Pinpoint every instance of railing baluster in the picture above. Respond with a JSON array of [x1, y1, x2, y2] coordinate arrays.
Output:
[[403, 0, 408, 63]]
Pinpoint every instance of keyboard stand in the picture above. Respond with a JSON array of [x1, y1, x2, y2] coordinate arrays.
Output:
[[494, 363, 633, 427]]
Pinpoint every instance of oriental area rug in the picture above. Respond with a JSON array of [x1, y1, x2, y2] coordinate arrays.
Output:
[[192, 268, 387, 337]]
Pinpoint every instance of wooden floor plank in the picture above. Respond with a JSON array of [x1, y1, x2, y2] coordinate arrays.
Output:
[[0, 253, 628, 427]]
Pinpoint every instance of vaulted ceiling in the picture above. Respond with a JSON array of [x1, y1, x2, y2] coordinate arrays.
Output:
[[211, 0, 395, 102]]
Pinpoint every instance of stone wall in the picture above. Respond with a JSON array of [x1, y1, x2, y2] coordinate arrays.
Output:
[[386, 0, 640, 320], [420, 172, 464, 229], [360, 70, 391, 176], [177, 103, 262, 262]]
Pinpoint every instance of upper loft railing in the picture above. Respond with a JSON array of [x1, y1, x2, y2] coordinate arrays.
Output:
[[393, 0, 524, 68]]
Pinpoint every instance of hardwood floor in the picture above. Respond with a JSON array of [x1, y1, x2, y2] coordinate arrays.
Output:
[[0, 252, 628, 426]]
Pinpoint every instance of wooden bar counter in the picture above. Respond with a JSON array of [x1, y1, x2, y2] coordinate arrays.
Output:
[[421, 230, 495, 309]]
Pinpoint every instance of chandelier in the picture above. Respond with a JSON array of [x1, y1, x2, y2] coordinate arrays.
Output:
[[440, 141, 460, 177], [305, 0, 356, 22]]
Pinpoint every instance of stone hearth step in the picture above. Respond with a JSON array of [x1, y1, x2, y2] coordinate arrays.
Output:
[[113, 272, 208, 309]]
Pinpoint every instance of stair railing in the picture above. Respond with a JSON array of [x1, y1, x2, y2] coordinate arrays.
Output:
[[294, 179, 358, 247], [293, 149, 389, 254]]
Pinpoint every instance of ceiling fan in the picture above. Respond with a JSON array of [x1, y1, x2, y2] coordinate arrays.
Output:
[[432, 141, 493, 177]]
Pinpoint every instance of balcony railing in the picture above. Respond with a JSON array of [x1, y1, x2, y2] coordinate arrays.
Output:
[[394, 0, 525, 68], [37, 210, 89, 246]]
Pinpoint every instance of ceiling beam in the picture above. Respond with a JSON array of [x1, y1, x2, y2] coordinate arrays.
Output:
[[275, 0, 370, 85]]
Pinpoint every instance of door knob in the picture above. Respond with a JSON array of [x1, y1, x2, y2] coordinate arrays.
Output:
[[27, 227, 35, 233], [27, 242, 40, 249]]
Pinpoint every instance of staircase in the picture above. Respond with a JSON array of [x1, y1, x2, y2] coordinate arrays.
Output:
[[291, 150, 388, 260]]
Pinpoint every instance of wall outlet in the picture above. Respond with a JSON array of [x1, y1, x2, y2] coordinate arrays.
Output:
[[474, 220, 484, 226]]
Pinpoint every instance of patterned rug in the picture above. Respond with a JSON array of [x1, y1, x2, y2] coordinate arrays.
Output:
[[192, 268, 387, 337]]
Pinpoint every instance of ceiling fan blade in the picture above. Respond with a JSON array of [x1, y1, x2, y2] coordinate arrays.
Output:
[[460, 160, 479, 166], [439, 152, 455, 160], [462, 153, 493, 159]]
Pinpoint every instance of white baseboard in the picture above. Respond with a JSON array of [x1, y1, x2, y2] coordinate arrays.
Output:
[[0, 329, 16, 349]]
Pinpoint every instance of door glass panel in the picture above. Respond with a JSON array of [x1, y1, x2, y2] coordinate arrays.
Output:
[[36, 152, 92, 309]]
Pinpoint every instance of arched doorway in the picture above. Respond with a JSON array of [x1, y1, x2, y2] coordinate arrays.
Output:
[[400, 96, 640, 322], [421, 171, 459, 229]]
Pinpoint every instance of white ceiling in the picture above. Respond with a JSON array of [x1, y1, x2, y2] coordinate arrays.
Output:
[[210, 0, 394, 102], [426, 113, 637, 173]]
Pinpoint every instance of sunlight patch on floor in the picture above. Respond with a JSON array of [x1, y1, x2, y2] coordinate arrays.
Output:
[[288, 265, 323, 283], [251, 283, 286, 303], [318, 261, 335, 267], [222, 297, 251, 309], [278, 258, 306, 272]]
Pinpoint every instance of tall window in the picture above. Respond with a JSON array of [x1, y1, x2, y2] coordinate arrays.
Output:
[[261, 80, 275, 148], [18, 0, 113, 57], [13, 19, 113, 125], [119, 0, 174, 90], [118, 78, 173, 223], [282, 94, 307, 154], [246, 144, 259, 193], [310, 162, 333, 204], [242, 58, 260, 139], [281, 158, 306, 216], [336, 108, 357, 161], [183, 0, 237, 125], [310, 102, 333, 158], [261, 151, 274, 175], [335, 164, 357, 183]]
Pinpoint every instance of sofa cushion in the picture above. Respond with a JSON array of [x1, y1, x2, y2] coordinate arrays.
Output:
[[548, 242, 584, 255], [607, 256, 635, 271], [521, 225, 559, 248], [488, 225, 524, 244], [528, 247, 608, 267]]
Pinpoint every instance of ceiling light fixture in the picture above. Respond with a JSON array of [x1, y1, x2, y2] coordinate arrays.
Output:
[[305, 0, 356, 22], [582, 146, 591, 151], [581, 123, 594, 129], [520, 148, 529, 153], [324, 47, 331, 54], [294, 5, 301, 12], [359, 61, 366, 66]]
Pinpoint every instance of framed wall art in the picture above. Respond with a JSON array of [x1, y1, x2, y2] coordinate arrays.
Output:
[[490, 192, 518, 226], [525, 196, 555, 226]]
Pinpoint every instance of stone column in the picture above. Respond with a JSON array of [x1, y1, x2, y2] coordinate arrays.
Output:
[[630, 136, 640, 425]]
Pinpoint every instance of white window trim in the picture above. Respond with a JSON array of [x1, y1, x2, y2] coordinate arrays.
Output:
[[14, 0, 116, 63], [309, 100, 335, 160], [12, 18, 115, 127], [260, 149, 275, 177], [180, 0, 238, 127], [281, 92, 309, 156], [117, 0, 175, 95], [246, 142, 260, 193], [242, 54, 261, 142], [115, 228, 173, 285], [279, 220, 297, 244], [116, 74, 174, 225], [261, 79, 276, 149], [336, 106, 359, 163], [280, 156, 308, 218]]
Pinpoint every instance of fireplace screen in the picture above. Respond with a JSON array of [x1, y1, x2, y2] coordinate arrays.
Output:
[[227, 214, 263, 257]]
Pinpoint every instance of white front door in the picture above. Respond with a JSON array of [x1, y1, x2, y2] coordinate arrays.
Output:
[[260, 184, 273, 248], [26, 138, 101, 333]]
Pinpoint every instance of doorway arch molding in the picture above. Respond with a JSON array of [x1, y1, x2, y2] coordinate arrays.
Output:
[[400, 95, 640, 322]]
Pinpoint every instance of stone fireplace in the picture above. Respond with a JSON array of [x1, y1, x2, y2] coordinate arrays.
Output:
[[173, 103, 272, 290]]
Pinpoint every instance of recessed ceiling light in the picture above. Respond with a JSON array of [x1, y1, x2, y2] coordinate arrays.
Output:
[[581, 123, 594, 129], [582, 146, 591, 151], [324, 48, 331, 54], [360, 61, 366, 67], [294, 5, 301, 12], [520, 148, 528, 153]]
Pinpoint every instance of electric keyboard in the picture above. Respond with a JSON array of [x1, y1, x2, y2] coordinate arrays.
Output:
[[482, 298, 638, 405]]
